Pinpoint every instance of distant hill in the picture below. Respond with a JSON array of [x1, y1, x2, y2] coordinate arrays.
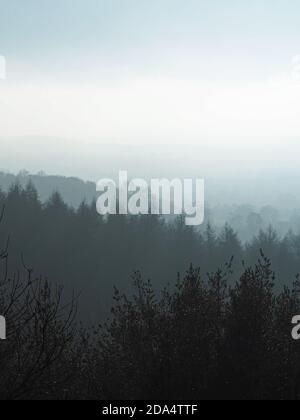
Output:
[[0, 170, 96, 207]]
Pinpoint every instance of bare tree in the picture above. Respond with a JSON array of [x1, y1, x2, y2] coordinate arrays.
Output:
[[0, 207, 78, 400]]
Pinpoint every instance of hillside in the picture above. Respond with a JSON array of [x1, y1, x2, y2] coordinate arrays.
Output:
[[0, 170, 96, 208]]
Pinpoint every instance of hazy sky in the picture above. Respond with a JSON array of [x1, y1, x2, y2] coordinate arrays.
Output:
[[0, 0, 300, 179]]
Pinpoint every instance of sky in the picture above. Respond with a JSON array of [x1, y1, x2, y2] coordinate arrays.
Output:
[[0, 0, 300, 180]]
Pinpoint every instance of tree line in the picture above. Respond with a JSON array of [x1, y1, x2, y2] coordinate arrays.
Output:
[[0, 181, 300, 399], [1, 181, 300, 321]]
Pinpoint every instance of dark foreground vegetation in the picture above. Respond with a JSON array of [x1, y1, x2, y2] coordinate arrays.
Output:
[[1, 181, 300, 400], [1, 250, 300, 400]]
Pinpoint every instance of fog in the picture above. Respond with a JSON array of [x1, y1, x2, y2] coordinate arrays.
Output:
[[1, 0, 300, 207]]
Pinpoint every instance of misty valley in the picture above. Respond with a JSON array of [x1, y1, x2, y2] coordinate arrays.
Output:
[[0, 173, 300, 400], [1, 0, 300, 402]]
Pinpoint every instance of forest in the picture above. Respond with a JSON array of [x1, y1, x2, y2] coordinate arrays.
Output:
[[0, 179, 300, 400]]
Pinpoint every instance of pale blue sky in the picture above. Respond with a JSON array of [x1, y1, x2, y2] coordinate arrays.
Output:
[[0, 1, 300, 179], [1, 0, 300, 49], [1, 0, 300, 81]]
